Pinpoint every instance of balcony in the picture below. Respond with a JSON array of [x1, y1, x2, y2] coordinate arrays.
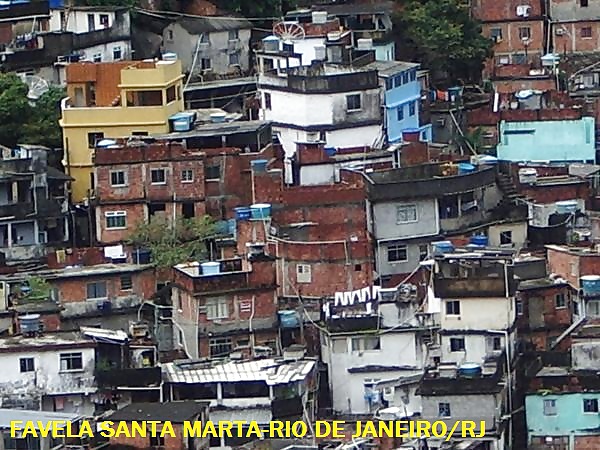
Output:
[[95, 367, 161, 387], [326, 314, 382, 332], [0, 202, 35, 218], [367, 163, 497, 201], [120, 59, 183, 88]]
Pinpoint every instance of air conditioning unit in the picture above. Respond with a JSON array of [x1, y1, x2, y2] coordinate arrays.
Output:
[[516, 5, 531, 17], [555, 28, 565, 36], [383, 387, 395, 401]]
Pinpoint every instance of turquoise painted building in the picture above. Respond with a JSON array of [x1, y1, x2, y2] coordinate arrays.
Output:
[[374, 41, 396, 62], [526, 392, 600, 446], [497, 117, 596, 163], [366, 60, 432, 144]]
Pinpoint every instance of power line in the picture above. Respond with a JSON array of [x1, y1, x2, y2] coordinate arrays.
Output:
[[134, 7, 284, 22]]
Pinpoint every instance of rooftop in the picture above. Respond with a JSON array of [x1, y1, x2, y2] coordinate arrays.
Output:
[[0, 331, 94, 352], [157, 120, 271, 140], [546, 244, 600, 256], [364, 59, 420, 78], [0, 263, 154, 283], [0, 409, 81, 429], [162, 357, 316, 385], [551, 2, 600, 22], [170, 15, 252, 33], [108, 401, 209, 422], [518, 277, 569, 291], [287, 1, 394, 16]]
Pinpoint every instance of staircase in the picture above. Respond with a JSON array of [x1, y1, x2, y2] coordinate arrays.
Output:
[[495, 172, 531, 218]]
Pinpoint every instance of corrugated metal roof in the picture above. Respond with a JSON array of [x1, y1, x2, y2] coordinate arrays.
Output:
[[163, 358, 316, 386]]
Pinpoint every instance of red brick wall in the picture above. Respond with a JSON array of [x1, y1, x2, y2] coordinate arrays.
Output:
[[520, 182, 591, 205], [473, 0, 543, 22], [109, 423, 186, 450], [96, 204, 146, 244], [553, 21, 600, 53], [547, 247, 600, 289], [53, 269, 156, 303], [483, 21, 545, 55], [197, 329, 278, 357], [575, 435, 600, 450]]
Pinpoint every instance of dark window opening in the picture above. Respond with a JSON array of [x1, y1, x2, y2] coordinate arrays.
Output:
[[126, 90, 163, 107], [149, 203, 167, 220], [88, 132, 104, 148], [439, 194, 459, 219], [182, 202, 195, 219]]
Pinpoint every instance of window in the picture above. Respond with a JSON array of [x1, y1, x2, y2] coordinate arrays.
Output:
[[512, 53, 526, 65], [210, 337, 232, 357], [228, 29, 239, 40], [149, 435, 165, 447], [581, 0, 589, 6], [99, 14, 109, 27], [181, 169, 194, 183], [419, 244, 428, 261], [60, 352, 83, 371], [410, 70, 416, 81], [229, 52, 240, 65], [584, 398, 599, 413], [409, 101, 416, 116], [500, 230, 513, 246], [93, 53, 102, 63], [519, 27, 531, 39], [167, 30, 174, 40], [396, 204, 417, 223], [86, 281, 107, 300], [486, 336, 502, 352], [394, 75, 402, 87], [490, 28, 503, 41], [120, 275, 132, 291], [105, 211, 126, 229], [516, 299, 523, 316], [388, 244, 407, 263], [205, 165, 221, 180], [296, 264, 312, 283], [346, 94, 361, 111], [402, 72, 409, 84], [582, 26, 593, 38], [113, 46, 122, 60], [446, 300, 461, 315], [351, 336, 381, 351], [166, 85, 176, 103], [110, 170, 126, 187], [449, 338, 465, 352], [87, 132, 104, 148], [151, 168, 166, 184], [543, 399, 557, 416], [438, 402, 451, 417], [20, 357, 34, 373], [201, 58, 211, 70], [556, 293, 566, 309], [264, 92, 272, 110], [206, 298, 228, 320], [87, 13, 95, 31], [385, 78, 393, 90], [397, 105, 404, 121]]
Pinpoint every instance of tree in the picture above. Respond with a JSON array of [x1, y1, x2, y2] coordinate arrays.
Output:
[[394, 0, 492, 84], [213, 0, 297, 18], [0, 74, 65, 149], [0, 73, 31, 148], [127, 215, 217, 269], [22, 87, 66, 149]]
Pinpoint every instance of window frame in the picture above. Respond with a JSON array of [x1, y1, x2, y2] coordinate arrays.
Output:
[[518, 26, 531, 40], [110, 170, 127, 187], [150, 168, 167, 185], [555, 293, 567, 309], [19, 357, 34, 373], [583, 398, 599, 413], [449, 337, 465, 352], [346, 94, 362, 112], [543, 399, 557, 416], [59, 352, 83, 372], [120, 274, 133, 291], [387, 244, 408, 263], [105, 211, 127, 230], [181, 169, 194, 183], [446, 300, 461, 316], [112, 46, 122, 60], [206, 298, 229, 320], [86, 281, 108, 300], [582, 26, 593, 38], [438, 402, 451, 418], [205, 165, 221, 181], [396, 204, 418, 224], [409, 101, 416, 116]]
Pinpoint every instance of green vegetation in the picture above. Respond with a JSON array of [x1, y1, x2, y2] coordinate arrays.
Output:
[[23, 276, 52, 301], [127, 216, 216, 269], [0, 73, 65, 149], [394, 0, 493, 84]]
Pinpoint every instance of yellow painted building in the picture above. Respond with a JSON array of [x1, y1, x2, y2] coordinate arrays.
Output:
[[60, 59, 185, 202]]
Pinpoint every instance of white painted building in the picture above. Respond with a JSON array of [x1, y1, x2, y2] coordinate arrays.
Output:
[[50, 6, 123, 33], [0, 331, 96, 415]]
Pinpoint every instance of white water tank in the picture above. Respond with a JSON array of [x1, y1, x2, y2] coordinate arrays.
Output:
[[312, 11, 328, 24], [262, 36, 280, 53], [518, 168, 537, 184], [357, 38, 374, 50]]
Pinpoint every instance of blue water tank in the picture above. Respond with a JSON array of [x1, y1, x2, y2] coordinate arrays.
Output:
[[458, 163, 476, 175], [251, 159, 268, 173], [201, 262, 221, 276], [234, 207, 252, 220], [19, 314, 40, 334], [470, 235, 488, 247], [459, 363, 482, 378], [581, 275, 600, 297], [555, 200, 578, 214], [324, 147, 336, 157], [227, 219, 236, 235], [432, 241, 454, 255], [250, 203, 272, 220], [279, 311, 300, 328]]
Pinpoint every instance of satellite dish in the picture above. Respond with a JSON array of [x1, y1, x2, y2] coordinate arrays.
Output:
[[20, 75, 49, 101], [273, 21, 306, 41]]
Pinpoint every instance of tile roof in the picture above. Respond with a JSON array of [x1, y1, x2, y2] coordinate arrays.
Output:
[[108, 401, 209, 422], [163, 358, 316, 385]]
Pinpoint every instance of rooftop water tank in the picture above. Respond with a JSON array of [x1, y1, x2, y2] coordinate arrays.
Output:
[[555, 200, 578, 214], [279, 310, 300, 328], [518, 168, 538, 184], [458, 163, 476, 175], [311, 11, 328, 24], [250, 203, 272, 220], [432, 241, 454, 255], [357, 38, 374, 50], [402, 128, 421, 142], [162, 52, 178, 61], [210, 112, 227, 123], [263, 36, 280, 53], [459, 363, 482, 378], [324, 147, 336, 157], [201, 262, 221, 276], [251, 159, 268, 173], [234, 207, 252, 221], [19, 314, 40, 335], [470, 234, 488, 247], [581, 275, 600, 297]]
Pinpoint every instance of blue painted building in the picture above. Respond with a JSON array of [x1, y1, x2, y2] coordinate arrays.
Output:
[[526, 391, 600, 448], [496, 117, 596, 163], [366, 60, 432, 144]]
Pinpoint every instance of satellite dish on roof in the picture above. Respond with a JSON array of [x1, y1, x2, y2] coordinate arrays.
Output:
[[273, 21, 305, 41], [20, 75, 49, 101]]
